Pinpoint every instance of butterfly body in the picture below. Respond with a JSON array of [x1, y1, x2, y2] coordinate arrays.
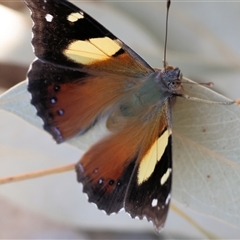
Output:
[[24, 0, 183, 230]]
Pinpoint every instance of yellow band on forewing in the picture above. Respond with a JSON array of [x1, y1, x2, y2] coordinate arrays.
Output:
[[64, 40, 107, 64], [64, 37, 121, 64], [89, 37, 121, 57], [137, 130, 170, 185], [67, 12, 84, 22]]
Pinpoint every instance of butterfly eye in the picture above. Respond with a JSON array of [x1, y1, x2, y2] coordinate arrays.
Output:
[[168, 80, 180, 89]]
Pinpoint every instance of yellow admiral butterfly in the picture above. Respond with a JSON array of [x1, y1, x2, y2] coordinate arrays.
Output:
[[23, 0, 235, 230]]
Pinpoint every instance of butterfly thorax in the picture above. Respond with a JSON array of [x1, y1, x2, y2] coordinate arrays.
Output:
[[133, 66, 183, 107], [107, 66, 182, 131]]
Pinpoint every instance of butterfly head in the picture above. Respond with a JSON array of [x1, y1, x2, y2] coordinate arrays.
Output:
[[155, 66, 183, 96]]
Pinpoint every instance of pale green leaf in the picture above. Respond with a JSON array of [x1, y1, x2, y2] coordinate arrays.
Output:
[[0, 81, 42, 128], [173, 81, 240, 228]]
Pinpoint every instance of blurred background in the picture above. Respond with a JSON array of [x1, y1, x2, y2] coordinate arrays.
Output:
[[0, 0, 240, 239]]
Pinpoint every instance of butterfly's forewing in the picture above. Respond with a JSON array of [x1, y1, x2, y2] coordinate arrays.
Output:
[[24, 0, 174, 230], [24, 0, 153, 75]]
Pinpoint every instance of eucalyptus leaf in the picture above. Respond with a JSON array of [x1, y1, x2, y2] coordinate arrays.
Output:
[[173, 82, 240, 228], [0, 81, 42, 128]]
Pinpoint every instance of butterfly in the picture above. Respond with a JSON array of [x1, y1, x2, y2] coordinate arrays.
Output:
[[23, 0, 235, 231]]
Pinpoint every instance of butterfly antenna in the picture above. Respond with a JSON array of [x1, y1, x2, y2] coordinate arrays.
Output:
[[163, 0, 171, 69]]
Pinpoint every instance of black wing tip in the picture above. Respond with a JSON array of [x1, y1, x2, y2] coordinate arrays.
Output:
[[126, 204, 169, 232]]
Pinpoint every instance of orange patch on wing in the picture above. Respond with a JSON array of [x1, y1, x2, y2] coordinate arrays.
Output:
[[86, 52, 153, 76], [79, 121, 144, 189], [48, 74, 136, 140], [79, 103, 169, 191]]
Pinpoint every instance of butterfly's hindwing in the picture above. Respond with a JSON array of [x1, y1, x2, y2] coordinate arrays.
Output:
[[28, 60, 90, 142], [28, 60, 142, 142]]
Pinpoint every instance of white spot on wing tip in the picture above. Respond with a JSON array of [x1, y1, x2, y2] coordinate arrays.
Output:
[[151, 198, 158, 207], [45, 13, 53, 22]]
